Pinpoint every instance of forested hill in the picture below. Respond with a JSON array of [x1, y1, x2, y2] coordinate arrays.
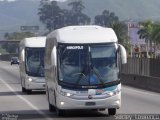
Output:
[[1, 0, 160, 36], [60, 0, 160, 21]]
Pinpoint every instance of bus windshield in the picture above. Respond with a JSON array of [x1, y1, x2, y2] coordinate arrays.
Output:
[[58, 43, 119, 89], [25, 47, 45, 77]]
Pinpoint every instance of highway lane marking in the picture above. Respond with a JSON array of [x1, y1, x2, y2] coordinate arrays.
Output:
[[0, 77, 52, 120]]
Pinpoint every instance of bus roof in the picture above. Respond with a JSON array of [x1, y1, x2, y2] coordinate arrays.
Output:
[[20, 36, 46, 48], [47, 25, 118, 44]]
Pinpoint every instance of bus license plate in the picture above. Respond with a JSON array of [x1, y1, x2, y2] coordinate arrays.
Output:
[[85, 102, 96, 106]]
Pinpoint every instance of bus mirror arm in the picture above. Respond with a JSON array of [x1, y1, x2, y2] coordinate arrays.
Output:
[[118, 44, 127, 64]]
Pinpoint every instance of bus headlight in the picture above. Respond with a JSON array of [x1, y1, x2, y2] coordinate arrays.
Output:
[[60, 91, 74, 97], [28, 78, 33, 82], [107, 92, 114, 96], [60, 102, 65, 105], [106, 88, 121, 97]]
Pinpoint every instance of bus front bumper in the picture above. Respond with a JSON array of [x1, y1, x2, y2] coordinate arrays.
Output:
[[56, 92, 121, 110], [25, 81, 45, 90]]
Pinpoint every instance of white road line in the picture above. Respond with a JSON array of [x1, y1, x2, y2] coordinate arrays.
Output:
[[0, 78, 52, 120]]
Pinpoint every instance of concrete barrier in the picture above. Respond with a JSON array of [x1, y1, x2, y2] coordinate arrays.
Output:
[[0, 54, 18, 61], [121, 73, 160, 93]]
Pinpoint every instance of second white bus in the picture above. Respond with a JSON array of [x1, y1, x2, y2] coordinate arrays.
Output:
[[19, 37, 46, 94]]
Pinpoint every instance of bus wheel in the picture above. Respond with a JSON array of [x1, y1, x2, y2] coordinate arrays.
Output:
[[49, 103, 56, 112], [22, 87, 26, 93], [56, 108, 65, 116], [108, 108, 116, 116], [26, 89, 32, 94]]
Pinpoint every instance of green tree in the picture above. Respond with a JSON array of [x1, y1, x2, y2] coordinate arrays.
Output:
[[67, 0, 90, 25], [94, 10, 130, 53], [151, 22, 160, 43], [137, 20, 155, 57], [38, 0, 62, 31], [95, 10, 119, 27], [111, 22, 130, 52], [38, 0, 90, 31], [148, 22, 160, 57], [68, 0, 85, 13]]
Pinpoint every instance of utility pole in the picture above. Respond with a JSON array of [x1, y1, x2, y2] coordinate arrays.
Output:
[[127, 19, 133, 58]]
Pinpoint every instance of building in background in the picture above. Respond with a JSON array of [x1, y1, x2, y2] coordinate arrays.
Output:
[[128, 22, 160, 58]]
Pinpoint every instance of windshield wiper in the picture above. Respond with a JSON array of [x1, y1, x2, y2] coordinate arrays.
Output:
[[90, 65, 106, 86], [74, 67, 88, 87], [88, 47, 106, 86], [99, 79, 120, 88]]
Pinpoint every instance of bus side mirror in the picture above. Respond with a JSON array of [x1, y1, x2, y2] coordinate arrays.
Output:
[[21, 49, 25, 62], [51, 46, 57, 66], [118, 44, 127, 64]]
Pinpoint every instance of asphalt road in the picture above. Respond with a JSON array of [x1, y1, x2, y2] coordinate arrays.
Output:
[[0, 61, 160, 120]]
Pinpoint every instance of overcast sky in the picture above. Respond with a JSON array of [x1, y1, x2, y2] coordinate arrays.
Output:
[[0, 0, 16, 2], [0, 0, 68, 2]]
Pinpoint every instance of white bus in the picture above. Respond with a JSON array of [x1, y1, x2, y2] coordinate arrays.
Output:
[[45, 26, 127, 116], [19, 37, 46, 94]]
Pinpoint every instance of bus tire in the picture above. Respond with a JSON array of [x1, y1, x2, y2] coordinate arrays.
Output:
[[22, 87, 26, 93], [108, 108, 116, 116], [26, 89, 32, 94], [56, 108, 65, 116], [49, 103, 56, 112]]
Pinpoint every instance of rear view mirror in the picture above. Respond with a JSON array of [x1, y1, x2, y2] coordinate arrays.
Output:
[[51, 46, 57, 66], [21, 49, 25, 62], [118, 44, 127, 64]]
